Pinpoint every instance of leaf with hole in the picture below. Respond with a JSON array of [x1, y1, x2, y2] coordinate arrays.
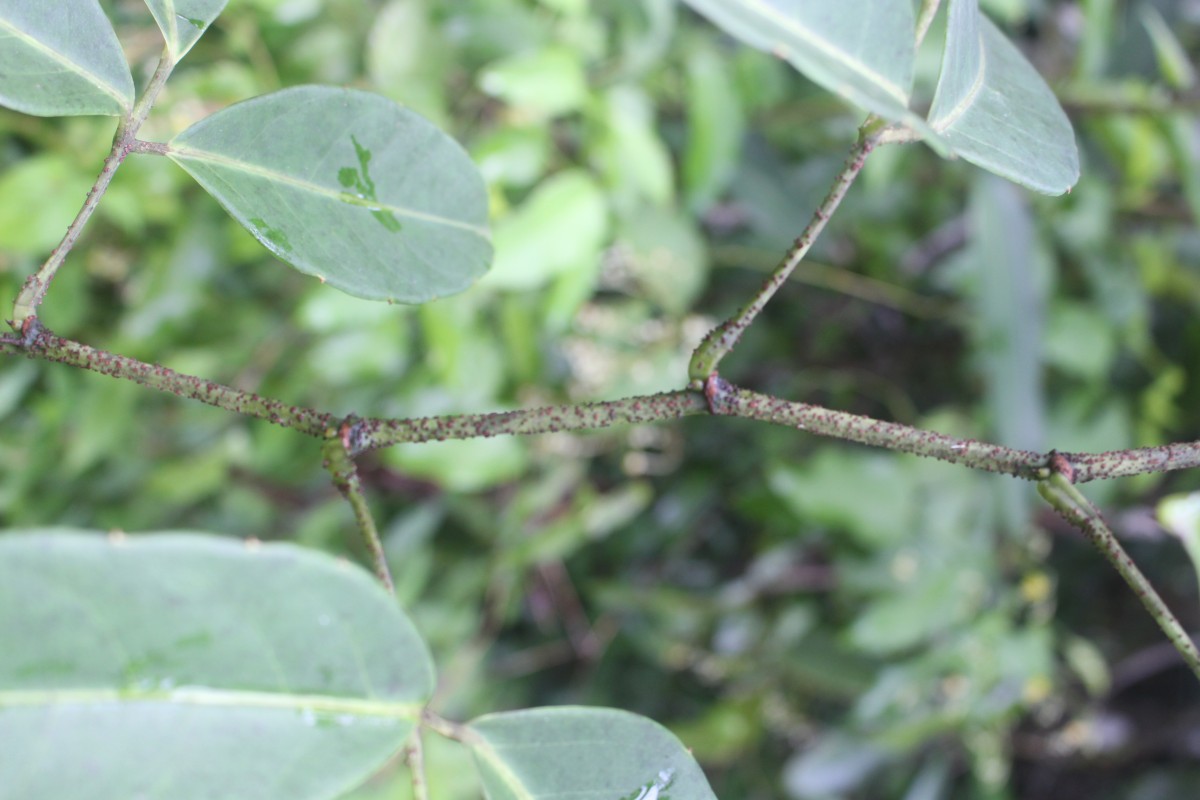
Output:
[[168, 86, 493, 303], [466, 707, 718, 799], [0, 531, 435, 800], [0, 0, 133, 116], [144, 0, 229, 59], [927, 0, 1079, 194]]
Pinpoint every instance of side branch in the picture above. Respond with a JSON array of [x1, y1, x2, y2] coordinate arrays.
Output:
[[687, 124, 880, 382], [1039, 474, 1200, 682], [10, 47, 176, 328], [322, 420, 394, 592]]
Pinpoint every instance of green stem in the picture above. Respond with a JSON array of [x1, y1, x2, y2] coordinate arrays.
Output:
[[321, 423, 394, 592], [421, 709, 478, 744], [1038, 473, 1200, 682], [404, 726, 429, 800], [687, 126, 880, 383], [11, 48, 176, 329]]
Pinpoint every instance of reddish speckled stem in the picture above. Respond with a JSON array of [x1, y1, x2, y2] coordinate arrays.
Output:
[[352, 391, 709, 453], [704, 375, 1049, 479], [1039, 474, 1200, 682], [11, 329, 1200, 485], [21, 324, 335, 435], [688, 126, 880, 382], [322, 423, 394, 593]]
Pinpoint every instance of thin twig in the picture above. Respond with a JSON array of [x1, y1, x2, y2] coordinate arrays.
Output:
[[687, 124, 882, 383], [1038, 473, 1200, 682], [10, 47, 176, 328], [321, 422, 394, 592], [403, 725, 429, 800], [421, 709, 478, 744]]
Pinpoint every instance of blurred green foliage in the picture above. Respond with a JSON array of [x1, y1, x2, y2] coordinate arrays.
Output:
[[2, 1, 1200, 798]]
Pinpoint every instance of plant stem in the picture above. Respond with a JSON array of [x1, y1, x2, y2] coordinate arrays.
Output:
[[352, 392, 708, 453], [18, 324, 333, 435], [10, 48, 176, 329], [404, 727, 429, 800], [1038, 473, 1200, 682], [12, 327, 1200, 484], [421, 709, 478, 744], [321, 425, 394, 592], [687, 125, 880, 383], [703, 375, 1049, 479]]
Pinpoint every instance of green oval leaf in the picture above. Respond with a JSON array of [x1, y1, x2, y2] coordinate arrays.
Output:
[[466, 707, 718, 800], [144, 0, 229, 59], [0, 0, 133, 116], [927, 0, 1080, 195], [168, 86, 493, 303], [0, 530, 435, 800], [680, 0, 937, 140]]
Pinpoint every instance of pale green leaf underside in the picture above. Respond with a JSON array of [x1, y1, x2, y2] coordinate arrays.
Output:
[[680, 0, 943, 146], [144, 0, 228, 59], [928, 0, 1080, 195], [467, 707, 719, 800], [0, 0, 133, 116], [0, 530, 435, 800], [169, 86, 493, 303]]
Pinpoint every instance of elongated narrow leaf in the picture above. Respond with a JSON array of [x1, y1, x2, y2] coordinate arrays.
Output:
[[168, 86, 492, 303], [144, 0, 228, 59], [467, 707, 718, 800], [0, 0, 133, 116], [680, 0, 939, 142], [0, 531, 435, 800], [928, 0, 1079, 194]]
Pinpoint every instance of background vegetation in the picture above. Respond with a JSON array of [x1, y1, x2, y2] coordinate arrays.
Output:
[[2, 0, 1199, 797]]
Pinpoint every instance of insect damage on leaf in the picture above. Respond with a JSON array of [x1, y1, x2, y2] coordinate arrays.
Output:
[[337, 134, 403, 233], [620, 768, 675, 800]]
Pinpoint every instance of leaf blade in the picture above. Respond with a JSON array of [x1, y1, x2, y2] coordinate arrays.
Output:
[[927, 0, 1080, 194], [680, 0, 937, 139], [168, 86, 492, 303], [0, 530, 436, 800], [0, 0, 134, 116], [143, 0, 229, 59], [466, 706, 718, 800]]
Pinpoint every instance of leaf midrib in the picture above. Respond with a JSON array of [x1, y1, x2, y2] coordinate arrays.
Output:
[[0, 687, 424, 719], [0, 17, 128, 110], [720, 0, 911, 104], [167, 144, 492, 240]]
